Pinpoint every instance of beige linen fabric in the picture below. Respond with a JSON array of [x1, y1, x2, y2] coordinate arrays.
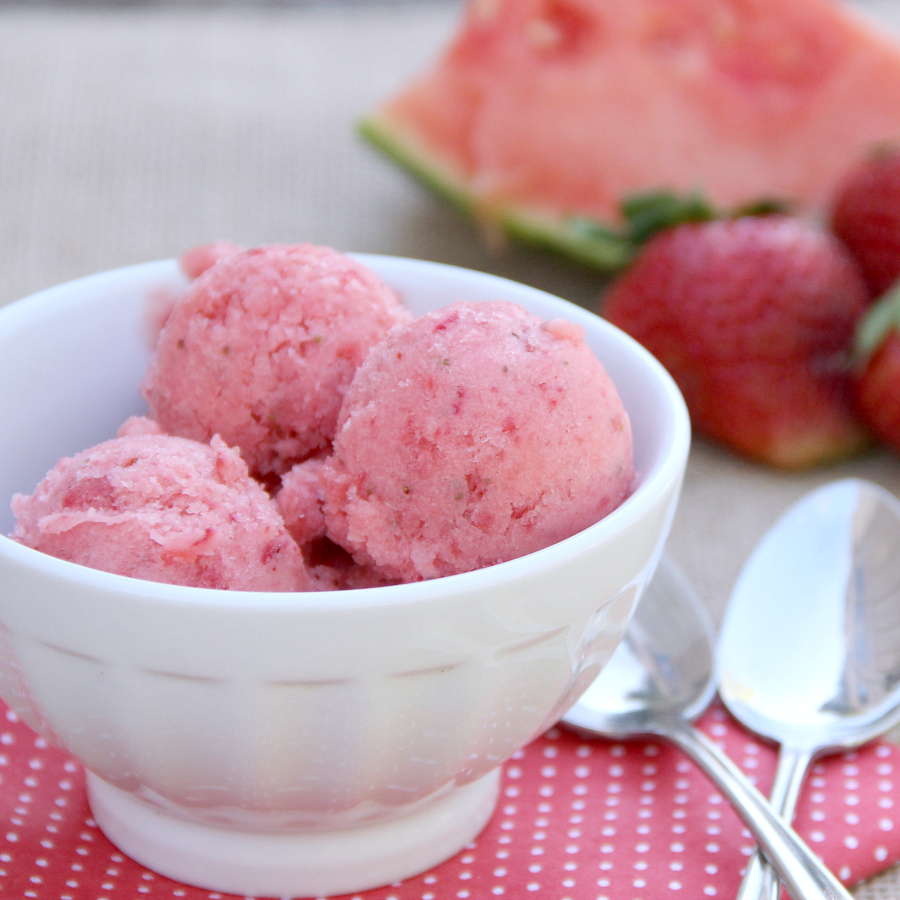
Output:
[[2, 2, 900, 893]]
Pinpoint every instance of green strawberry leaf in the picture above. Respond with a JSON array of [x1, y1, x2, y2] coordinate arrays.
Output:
[[565, 189, 715, 267], [563, 189, 793, 271], [854, 279, 900, 365], [730, 197, 793, 217], [620, 189, 715, 243]]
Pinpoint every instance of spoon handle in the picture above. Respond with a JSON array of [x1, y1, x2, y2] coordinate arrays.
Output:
[[663, 723, 852, 900], [736, 746, 815, 900]]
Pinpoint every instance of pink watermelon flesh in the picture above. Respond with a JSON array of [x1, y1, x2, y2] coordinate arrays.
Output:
[[362, 0, 900, 268]]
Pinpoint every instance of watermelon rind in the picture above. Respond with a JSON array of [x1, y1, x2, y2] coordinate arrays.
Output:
[[358, 113, 634, 272]]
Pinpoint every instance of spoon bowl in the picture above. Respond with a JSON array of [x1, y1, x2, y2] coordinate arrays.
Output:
[[562, 555, 854, 900], [563, 556, 716, 737], [721, 478, 900, 747], [720, 478, 900, 900]]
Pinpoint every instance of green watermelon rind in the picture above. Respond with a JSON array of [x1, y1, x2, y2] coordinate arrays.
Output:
[[358, 113, 633, 272]]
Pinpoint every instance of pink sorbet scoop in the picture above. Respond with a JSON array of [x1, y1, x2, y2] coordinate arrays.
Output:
[[11, 433, 312, 592], [320, 300, 635, 581], [142, 244, 411, 480]]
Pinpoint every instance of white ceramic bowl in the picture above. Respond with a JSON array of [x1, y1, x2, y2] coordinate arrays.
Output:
[[0, 256, 690, 898]]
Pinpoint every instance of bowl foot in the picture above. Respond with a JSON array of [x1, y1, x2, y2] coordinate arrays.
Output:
[[86, 769, 500, 898]]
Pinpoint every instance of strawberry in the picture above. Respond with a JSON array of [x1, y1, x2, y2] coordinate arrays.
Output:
[[831, 146, 900, 297], [853, 283, 900, 450], [602, 215, 872, 468]]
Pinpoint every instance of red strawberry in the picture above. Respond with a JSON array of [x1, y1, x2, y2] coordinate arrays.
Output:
[[832, 146, 900, 297], [854, 284, 900, 450], [602, 215, 872, 468]]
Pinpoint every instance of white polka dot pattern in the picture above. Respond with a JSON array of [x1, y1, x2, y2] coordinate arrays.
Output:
[[0, 700, 897, 899]]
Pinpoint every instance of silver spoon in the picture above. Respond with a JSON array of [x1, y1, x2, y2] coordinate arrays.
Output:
[[562, 556, 855, 900], [720, 478, 900, 900]]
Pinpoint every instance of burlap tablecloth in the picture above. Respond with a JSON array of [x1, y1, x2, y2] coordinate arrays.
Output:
[[2, 1, 900, 895]]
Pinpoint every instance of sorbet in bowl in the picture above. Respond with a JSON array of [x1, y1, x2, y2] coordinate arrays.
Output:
[[0, 253, 689, 898]]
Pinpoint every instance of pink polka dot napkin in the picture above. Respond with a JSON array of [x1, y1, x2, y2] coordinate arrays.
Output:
[[0, 698, 897, 900]]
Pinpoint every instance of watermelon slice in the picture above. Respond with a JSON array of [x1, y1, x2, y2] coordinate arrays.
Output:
[[361, 0, 900, 270]]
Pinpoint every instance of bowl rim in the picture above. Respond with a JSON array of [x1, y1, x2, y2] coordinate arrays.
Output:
[[0, 255, 690, 610]]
